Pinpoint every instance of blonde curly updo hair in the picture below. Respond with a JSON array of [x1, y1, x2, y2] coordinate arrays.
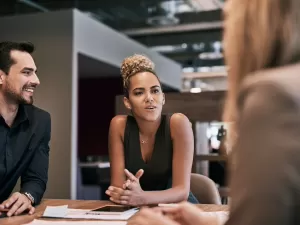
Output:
[[120, 54, 160, 97]]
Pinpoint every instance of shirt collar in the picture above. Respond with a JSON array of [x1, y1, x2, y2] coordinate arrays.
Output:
[[0, 104, 30, 128], [15, 104, 29, 125]]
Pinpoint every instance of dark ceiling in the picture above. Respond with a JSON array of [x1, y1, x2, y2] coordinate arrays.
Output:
[[0, 0, 224, 70]]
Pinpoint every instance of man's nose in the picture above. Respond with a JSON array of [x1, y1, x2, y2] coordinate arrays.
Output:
[[32, 73, 40, 86]]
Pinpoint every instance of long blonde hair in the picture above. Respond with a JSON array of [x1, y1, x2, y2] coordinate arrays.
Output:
[[223, 0, 300, 150]]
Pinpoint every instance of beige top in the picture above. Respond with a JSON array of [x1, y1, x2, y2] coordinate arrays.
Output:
[[225, 63, 300, 225]]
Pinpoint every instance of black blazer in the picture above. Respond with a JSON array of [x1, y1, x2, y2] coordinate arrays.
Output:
[[0, 104, 51, 205]]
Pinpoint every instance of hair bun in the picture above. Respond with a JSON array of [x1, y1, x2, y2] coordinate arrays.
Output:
[[120, 54, 155, 80]]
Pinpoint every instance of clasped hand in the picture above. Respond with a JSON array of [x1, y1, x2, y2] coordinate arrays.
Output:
[[0, 192, 35, 217], [106, 169, 145, 206]]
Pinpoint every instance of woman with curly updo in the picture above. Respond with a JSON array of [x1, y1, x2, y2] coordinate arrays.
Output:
[[105, 54, 198, 206]]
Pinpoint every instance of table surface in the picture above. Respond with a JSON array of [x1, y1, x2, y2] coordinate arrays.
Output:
[[0, 199, 229, 225]]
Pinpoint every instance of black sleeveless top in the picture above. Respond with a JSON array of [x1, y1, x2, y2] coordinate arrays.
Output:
[[123, 114, 199, 203], [124, 114, 172, 191]]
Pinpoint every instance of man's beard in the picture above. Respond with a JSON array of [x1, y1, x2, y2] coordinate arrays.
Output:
[[3, 83, 33, 105]]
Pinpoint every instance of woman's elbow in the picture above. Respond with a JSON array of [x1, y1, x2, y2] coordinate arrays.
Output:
[[183, 188, 190, 200], [177, 187, 190, 201]]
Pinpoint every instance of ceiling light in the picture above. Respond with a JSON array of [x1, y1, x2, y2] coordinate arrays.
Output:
[[182, 67, 195, 73], [199, 52, 223, 60], [147, 14, 179, 26], [187, 0, 221, 11], [190, 87, 202, 93]]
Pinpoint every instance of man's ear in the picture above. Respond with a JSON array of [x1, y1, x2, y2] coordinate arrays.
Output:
[[123, 97, 132, 110], [0, 70, 5, 85]]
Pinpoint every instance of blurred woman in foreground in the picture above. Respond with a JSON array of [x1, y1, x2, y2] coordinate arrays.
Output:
[[128, 0, 300, 224]]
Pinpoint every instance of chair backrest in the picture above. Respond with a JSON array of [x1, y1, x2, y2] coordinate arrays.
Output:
[[190, 173, 221, 205]]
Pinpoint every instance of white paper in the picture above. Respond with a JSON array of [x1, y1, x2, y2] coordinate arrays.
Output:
[[43, 205, 68, 218], [42, 206, 138, 220], [65, 208, 138, 220], [23, 219, 127, 225]]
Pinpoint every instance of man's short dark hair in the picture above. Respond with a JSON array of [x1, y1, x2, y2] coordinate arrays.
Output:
[[0, 41, 35, 74]]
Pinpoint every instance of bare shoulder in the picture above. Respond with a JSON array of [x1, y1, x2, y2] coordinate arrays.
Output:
[[169, 113, 194, 149], [110, 115, 127, 133], [110, 115, 127, 125], [170, 113, 191, 130]]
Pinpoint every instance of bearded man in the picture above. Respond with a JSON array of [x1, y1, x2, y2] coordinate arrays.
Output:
[[0, 41, 51, 217]]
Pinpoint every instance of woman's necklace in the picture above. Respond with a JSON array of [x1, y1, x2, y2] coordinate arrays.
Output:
[[141, 139, 148, 144], [139, 133, 148, 144]]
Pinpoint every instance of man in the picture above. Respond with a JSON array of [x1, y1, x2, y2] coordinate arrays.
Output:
[[0, 41, 51, 217]]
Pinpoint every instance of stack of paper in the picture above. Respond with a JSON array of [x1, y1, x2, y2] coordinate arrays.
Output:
[[40, 205, 138, 220], [42, 205, 68, 218], [64, 208, 137, 220]]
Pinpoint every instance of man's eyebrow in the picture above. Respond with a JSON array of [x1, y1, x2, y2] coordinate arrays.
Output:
[[21, 67, 37, 72]]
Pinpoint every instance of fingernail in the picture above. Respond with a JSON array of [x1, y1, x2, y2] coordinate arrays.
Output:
[[106, 191, 110, 195], [108, 187, 113, 191], [7, 213, 11, 217]]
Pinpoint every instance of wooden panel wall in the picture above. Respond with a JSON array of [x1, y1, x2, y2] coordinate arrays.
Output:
[[115, 91, 226, 122]]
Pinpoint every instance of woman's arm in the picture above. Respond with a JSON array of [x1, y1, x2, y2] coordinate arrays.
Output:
[[141, 113, 194, 204], [108, 115, 127, 188], [127, 201, 228, 225]]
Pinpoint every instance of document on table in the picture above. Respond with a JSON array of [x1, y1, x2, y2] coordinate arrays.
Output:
[[40, 205, 138, 220], [24, 220, 127, 225], [43, 205, 68, 218], [65, 208, 137, 220]]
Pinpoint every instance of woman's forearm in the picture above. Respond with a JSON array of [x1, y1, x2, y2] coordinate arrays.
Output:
[[141, 187, 189, 205]]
